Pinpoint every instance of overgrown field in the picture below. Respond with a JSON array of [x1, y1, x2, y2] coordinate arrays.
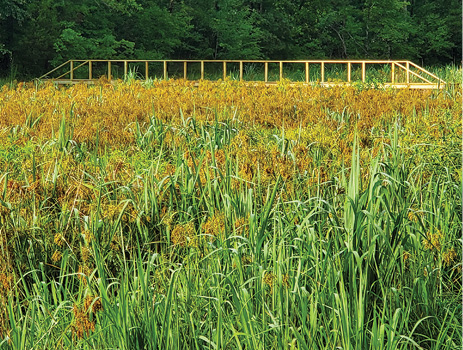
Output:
[[0, 80, 461, 349]]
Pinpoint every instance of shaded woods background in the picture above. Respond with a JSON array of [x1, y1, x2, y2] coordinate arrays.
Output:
[[0, 0, 461, 78]]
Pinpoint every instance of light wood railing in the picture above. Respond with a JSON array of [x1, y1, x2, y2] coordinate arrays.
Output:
[[39, 59, 446, 89]]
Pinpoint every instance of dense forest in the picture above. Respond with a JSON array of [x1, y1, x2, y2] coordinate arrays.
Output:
[[0, 0, 461, 78]]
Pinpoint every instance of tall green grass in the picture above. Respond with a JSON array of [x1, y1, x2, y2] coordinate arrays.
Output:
[[0, 103, 461, 349]]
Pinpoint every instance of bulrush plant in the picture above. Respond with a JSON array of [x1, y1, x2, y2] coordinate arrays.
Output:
[[0, 79, 461, 349]]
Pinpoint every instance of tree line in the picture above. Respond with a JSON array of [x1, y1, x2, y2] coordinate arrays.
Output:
[[1, 0, 461, 78]]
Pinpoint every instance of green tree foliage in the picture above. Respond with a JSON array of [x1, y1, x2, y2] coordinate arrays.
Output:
[[0, 0, 29, 20], [0, 0, 29, 73], [101, 0, 141, 13], [0, 0, 461, 77], [249, 0, 324, 59], [114, 0, 192, 59], [362, 0, 415, 58], [211, 0, 262, 59], [11, 1, 62, 74], [409, 0, 461, 63], [180, 0, 262, 59], [318, 0, 364, 58], [51, 1, 136, 63]]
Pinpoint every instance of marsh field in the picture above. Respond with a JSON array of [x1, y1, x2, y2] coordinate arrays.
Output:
[[0, 76, 461, 349]]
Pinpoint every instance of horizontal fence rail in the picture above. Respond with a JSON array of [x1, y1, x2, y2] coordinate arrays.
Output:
[[39, 59, 446, 89]]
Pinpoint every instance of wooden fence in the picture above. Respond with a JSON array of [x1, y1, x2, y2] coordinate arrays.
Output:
[[39, 59, 446, 89]]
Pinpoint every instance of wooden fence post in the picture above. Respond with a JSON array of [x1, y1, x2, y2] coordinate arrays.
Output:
[[305, 62, 309, 83], [201, 61, 204, 80], [223, 61, 226, 80], [362, 62, 366, 82], [279, 61, 283, 80], [264, 62, 268, 82], [391, 62, 395, 84], [145, 61, 149, 81], [184, 61, 187, 80], [321, 62, 325, 82], [240, 61, 243, 81], [89, 61, 92, 80], [164, 61, 168, 80], [124, 60, 128, 79], [406, 61, 410, 84], [70, 61, 74, 80], [347, 62, 351, 82]]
